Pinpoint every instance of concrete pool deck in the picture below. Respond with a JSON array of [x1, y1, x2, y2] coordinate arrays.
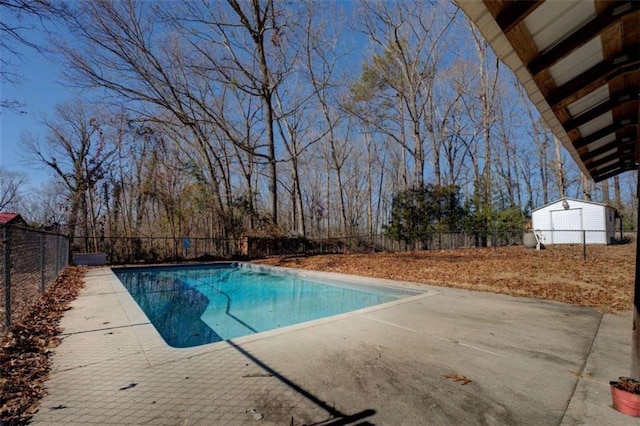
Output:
[[32, 266, 634, 425]]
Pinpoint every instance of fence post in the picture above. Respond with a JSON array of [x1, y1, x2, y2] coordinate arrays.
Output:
[[40, 233, 46, 293], [59, 236, 64, 273], [64, 236, 69, 270], [582, 230, 587, 262], [3, 226, 11, 330]]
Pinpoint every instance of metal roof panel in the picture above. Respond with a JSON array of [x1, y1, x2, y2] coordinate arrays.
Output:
[[525, 0, 596, 52], [595, 159, 618, 170], [587, 134, 617, 151], [458, 0, 637, 182], [548, 37, 603, 86], [593, 149, 617, 163], [577, 111, 614, 137], [566, 85, 610, 116]]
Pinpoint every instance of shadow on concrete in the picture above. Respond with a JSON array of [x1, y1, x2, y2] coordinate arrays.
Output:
[[306, 412, 375, 425], [227, 340, 376, 425]]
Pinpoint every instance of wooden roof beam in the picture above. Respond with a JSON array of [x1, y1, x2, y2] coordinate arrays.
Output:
[[528, 1, 639, 77], [590, 159, 637, 182], [547, 52, 640, 109], [593, 166, 628, 182], [573, 116, 639, 150], [580, 136, 636, 161], [592, 165, 638, 183], [585, 148, 635, 170], [493, 0, 545, 34], [563, 93, 639, 132]]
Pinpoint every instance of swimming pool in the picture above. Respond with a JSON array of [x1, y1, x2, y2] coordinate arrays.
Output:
[[113, 263, 421, 348]]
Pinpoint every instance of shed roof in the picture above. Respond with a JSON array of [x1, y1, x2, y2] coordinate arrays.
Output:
[[0, 213, 26, 225], [531, 197, 618, 213], [457, 0, 640, 183]]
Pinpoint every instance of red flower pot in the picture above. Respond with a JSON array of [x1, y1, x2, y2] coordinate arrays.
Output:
[[611, 383, 640, 417]]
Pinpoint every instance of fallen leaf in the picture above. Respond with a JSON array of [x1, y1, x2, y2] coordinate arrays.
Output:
[[253, 245, 634, 313], [443, 373, 472, 385], [0, 266, 86, 424]]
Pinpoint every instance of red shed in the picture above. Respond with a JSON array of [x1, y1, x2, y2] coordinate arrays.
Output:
[[0, 213, 27, 226]]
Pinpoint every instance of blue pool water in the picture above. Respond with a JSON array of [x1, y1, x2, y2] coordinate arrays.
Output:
[[113, 264, 419, 348]]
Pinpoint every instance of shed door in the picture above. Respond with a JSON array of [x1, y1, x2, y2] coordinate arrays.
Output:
[[550, 209, 582, 244]]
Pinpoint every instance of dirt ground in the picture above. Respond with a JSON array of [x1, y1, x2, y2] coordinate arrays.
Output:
[[255, 243, 635, 313]]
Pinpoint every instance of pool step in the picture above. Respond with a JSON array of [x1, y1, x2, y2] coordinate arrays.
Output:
[[199, 289, 256, 340]]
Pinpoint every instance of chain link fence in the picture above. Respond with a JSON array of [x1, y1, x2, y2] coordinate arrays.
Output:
[[533, 229, 619, 246], [74, 228, 628, 265], [0, 225, 623, 332], [1, 225, 69, 334], [72, 236, 246, 264], [74, 228, 528, 264]]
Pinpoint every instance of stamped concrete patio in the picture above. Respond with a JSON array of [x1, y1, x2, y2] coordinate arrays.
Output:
[[32, 266, 633, 425]]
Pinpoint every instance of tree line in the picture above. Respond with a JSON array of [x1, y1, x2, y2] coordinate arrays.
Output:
[[2, 0, 637, 252]]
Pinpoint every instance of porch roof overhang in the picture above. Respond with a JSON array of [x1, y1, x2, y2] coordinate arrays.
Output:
[[457, 0, 640, 183]]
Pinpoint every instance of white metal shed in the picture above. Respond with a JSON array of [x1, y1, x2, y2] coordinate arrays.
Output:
[[531, 198, 618, 245]]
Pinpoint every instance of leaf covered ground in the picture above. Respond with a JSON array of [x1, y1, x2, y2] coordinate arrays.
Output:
[[0, 266, 86, 425], [255, 244, 635, 313], [0, 245, 634, 423]]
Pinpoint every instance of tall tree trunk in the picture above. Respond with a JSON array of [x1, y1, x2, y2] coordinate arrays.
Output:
[[255, 16, 278, 225], [500, 131, 515, 206], [540, 148, 548, 205], [582, 173, 592, 201], [614, 175, 622, 210], [601, 179, 610, 204], [472, 28, 500, 246], [291, 157, 306, 236], [68, 190, 82, 245], [366, 146, 374, 237], [227, 0, 279, 224], [428, 92, 442, 187], [553, 136, 566, 198], [265, 95, 278, 224], [325, 161, 331, 239], [413, 121, 424, 186], [334, 157, 349, 237], [430, 128, 441, 187]]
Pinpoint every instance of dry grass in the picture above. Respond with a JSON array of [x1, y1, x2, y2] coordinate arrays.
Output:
[[255, 244, 635, 313]]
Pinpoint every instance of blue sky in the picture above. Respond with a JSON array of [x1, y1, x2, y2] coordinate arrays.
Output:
[[0, 19, 76, 188], [0, 1, 363, 191]]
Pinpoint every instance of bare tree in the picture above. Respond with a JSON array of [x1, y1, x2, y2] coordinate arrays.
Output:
[[553, 136, 567, 199], [299, 0, 351, 235], [0, 0, 69, 112], [21, 100, 117, 243], [601, 179, 610, 205], [493, 97, 520, 208], [19, 180, 67, 227], [226, 0, 281, 224], [0, 167, 27, 211], [469, 23, 500, 242], [532, 117, 552, 205], [102, 113, 160, 246], [613, 175, 622, 210], [441, 60, 475, 188], [581, 173, 592, 201], [169, 0, 301, 226], [348, 0, 457, 187], [55, 0, 263, 239]]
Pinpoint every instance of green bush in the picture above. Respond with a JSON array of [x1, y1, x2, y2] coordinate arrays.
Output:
[[384, 184, 467, 247]]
